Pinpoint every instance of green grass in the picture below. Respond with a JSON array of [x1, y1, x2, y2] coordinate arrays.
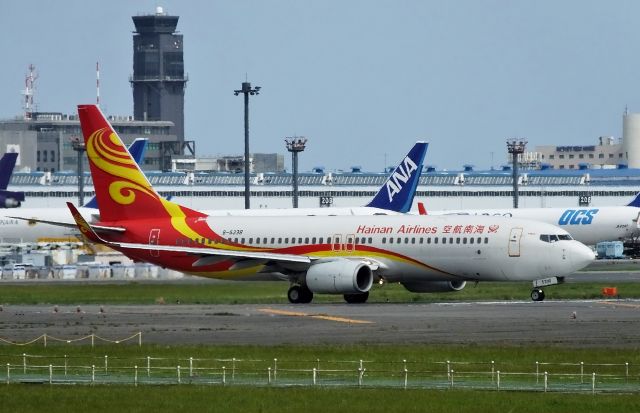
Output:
[[1, 385, 639, 413], [0, 279, 638, 305], [1, 344, 639, 413]]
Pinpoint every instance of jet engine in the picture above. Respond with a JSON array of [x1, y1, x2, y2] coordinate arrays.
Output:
[[305, 259, 374, 294], [401, 280, 466, 293], [0, 193, 21, 208]]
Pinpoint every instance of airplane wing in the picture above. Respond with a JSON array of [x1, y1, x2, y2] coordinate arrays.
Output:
[[7, 215, 125, 233]]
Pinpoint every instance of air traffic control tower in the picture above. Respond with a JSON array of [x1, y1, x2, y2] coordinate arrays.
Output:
[[130, 7, 187, 147]]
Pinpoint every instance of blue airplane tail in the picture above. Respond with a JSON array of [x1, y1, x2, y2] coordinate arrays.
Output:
[[627, 192, 640, 207], [83, 138, 148, 208], [365, 141, 428, 213], [0, 152, 19, 190]]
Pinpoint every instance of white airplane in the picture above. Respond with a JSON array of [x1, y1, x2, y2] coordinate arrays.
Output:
[[37, 104, 595, 303], [418, 196, 640, 246], [0, 141, 428, 243]]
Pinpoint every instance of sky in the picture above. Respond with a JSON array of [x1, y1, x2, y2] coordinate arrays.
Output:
[[1, 0, 640, 172]]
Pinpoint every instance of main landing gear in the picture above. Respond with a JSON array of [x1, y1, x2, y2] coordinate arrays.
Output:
[[530, 276, 564, 302], [530, 288, 545, 302], [287, 285, 313, 304]]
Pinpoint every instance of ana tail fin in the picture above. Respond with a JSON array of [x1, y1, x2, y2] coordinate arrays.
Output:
[[77, 104, 204, 222], [628, 193, 640, 207], [366, 141, 428, 213], [0, 152, 18, 190]]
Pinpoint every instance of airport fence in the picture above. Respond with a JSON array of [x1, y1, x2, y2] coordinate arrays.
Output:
[[0, 352, 638, 393]]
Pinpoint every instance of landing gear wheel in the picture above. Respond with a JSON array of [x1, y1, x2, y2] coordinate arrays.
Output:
[[344, 291, 369, 304], [531, 288, 545, 302], [288, 285, 313, 304]]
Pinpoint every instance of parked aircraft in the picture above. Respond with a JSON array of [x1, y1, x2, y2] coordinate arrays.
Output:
[[0, 139, 148, 243], [0, 152, 25, 208], [1, 139, 426, 242], [417, 196, 640, 245], [57, 104, 594, 303]]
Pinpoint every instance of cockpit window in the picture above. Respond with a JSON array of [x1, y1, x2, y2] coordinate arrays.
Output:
[[540, 234, 571, 243]]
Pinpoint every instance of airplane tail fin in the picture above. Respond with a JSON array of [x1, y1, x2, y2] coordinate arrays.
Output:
[[628, 193, 640, 208], [366, 142, 428, 213], [77, 104, 204, 222], [0, 152, 18, 190], [82, 138, 148, 209]]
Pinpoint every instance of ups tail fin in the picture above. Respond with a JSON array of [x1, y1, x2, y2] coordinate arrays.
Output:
[[628, 193, 640, 207], [77, 104, 204, 222], [83, 138, 148, 209], [0, 152, 18, 190], [366, 141, 427, 213]]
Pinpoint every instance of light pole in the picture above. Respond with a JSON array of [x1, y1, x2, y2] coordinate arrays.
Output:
[[71, 137, 86, 206], [234, 82, 261, 209], [506, 139, 527, 208], [285, 136, 308, 208]]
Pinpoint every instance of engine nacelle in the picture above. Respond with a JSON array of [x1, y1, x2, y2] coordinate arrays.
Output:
[[0, 192, 24, 208], [306, 259, 374, 294], [401, 280, 466, 293], [1, 197, 21, 208]]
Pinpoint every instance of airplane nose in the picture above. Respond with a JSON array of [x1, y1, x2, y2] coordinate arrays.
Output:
[[571, 241, 596, 271]]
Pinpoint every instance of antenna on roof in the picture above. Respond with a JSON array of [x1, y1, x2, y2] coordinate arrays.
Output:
[[96, 61, 100, 106], [21, 64, 38, 120]]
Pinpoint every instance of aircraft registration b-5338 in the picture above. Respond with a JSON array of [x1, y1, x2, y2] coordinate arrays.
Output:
[[43, 104, 594, 303]]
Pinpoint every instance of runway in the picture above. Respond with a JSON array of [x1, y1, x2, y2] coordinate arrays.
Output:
[[1, 300, 639, 348]]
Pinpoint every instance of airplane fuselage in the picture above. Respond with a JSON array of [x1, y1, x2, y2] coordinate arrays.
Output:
[[102, 214, 594, 283], [430, 206, 640, 245]]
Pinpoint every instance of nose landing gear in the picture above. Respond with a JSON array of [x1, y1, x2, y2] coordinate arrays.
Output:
[[530, 276, 565, 302]]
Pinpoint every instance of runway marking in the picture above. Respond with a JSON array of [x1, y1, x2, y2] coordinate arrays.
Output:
[[598, 301, 640, 309], [258, 308, 374, 324]]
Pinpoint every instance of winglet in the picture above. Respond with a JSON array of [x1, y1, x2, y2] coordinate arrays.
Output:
[[628, 193, 640, 207], [366, 142, 428, 213], [67, 202, 102, 243], [417, 201, 428, 215]]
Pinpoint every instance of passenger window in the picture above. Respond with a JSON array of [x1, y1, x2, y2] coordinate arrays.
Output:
[[249, 238, 253, 244], [463, 238, 467, 244], [450, 237, 454, 244], [419, 238, 424, 244], [241, 238, 245, 244], [484, 237, 489, 244], [477, 237, 481, 244], [397, 237, 402, 244], [319, 237, 323, 244], [298, 238, 303, 244], [312, 237, 317, 244], [305, 237, 309, 244], [405, 237, 409, 244], [271, 238, 275, 244], [427, 238, 431, 244], [368, 237, 372, 244], [284, 238, 289, 243], [382, 237, 387, 244], [442, 238, 447, 244], [434, 237, 438, 244], [456, 237, 460, 244], [470, 238, 474, 244], [256, 238, 261, 244], [263, 237, 268, 244], [411, 238, 415, 244]]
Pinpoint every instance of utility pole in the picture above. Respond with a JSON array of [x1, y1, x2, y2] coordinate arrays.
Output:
[[285, 137, 308, 208], [234, 81, 261, 209], [506, 139, 527, 208]]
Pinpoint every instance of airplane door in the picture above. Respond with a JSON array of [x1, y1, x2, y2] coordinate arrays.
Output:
[[508, 228, 523, 257], [345, 234, 355, 253], [332, 234, 342, 252], [149, 229, 160, 257]]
